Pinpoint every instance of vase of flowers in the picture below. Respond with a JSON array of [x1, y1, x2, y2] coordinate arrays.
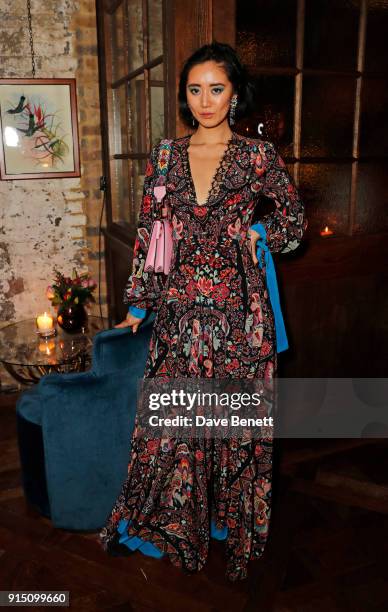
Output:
[[47, 267, 97, 332]]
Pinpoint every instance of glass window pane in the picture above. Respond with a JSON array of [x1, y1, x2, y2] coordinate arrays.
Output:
[[365, 2, 388, 73], [127, 74, 146, 154], [301, 77, 355, 158], [132, 158, 150, 220], [299, 163, 352, 237], [359, 77, 388, 157], [150, 64, 165, 144], [236, 0, 296, 67], [109, 1, 128, 82], [304, 0, 360, 71], [246, 75, 295, 154], [111, 158, 151, 228], [355, 161, 388, 235], [110, 159, 131, 226], [148, 0, 163, 59], [127, 0, 144, 72], [111, 84, 130, 155]]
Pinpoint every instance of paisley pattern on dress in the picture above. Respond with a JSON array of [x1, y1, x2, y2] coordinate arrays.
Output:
[[99, 131, 307, 581]]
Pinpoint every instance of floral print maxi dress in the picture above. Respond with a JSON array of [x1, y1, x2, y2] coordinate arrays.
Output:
[[99, 130, 307, 581]]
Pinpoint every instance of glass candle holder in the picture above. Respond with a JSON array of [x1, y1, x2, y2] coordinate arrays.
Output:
[[36, 312, 56, 337]]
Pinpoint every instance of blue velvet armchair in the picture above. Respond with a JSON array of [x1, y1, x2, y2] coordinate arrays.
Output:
[[16, 313, 155, 531]]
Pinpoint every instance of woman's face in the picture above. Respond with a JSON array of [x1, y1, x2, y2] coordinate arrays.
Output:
[[186, 60, 234, 128]]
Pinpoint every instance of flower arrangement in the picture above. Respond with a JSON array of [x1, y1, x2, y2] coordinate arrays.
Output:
[[46, 267, 97, 308]]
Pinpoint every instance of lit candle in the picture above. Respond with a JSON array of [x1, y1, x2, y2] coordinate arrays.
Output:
[[36, 312, 54, 336], [320, 225, 333, 237]]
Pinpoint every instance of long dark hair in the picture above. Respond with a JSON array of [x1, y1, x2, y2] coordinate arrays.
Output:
[[178, 41, 256, 129]]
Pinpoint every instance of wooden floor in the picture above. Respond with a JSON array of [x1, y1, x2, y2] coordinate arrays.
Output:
[[1, 391, 388, 611]]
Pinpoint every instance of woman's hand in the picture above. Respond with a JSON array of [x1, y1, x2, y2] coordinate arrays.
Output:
[[247, 227, 260, 265], [115, 312, 144, 333]]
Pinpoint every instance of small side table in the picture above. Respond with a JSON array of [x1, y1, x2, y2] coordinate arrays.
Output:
[[0, 316, 108, 386]]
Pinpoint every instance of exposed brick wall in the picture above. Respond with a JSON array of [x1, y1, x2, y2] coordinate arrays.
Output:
[[0, 0, 107, 387]]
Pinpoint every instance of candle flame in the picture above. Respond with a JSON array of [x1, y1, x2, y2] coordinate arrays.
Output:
[[320, 225, 333, 237]]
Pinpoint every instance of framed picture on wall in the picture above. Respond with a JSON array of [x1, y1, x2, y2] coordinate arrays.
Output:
[[0, 78, 80, 180]]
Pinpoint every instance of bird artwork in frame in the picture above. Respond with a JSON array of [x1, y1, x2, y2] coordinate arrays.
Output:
[[0, 78, 80, 180]]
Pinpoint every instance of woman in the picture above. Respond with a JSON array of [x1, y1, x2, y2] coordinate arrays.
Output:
[[99, 41, 307, 582]]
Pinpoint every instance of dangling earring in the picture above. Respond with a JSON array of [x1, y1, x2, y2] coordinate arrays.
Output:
[[229, 95, 238, 125], [192, 116, 195, 127]]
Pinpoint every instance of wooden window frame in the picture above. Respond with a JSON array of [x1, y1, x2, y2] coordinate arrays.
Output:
[[241, 0, 386, 238], [96, 0, 174, 245]]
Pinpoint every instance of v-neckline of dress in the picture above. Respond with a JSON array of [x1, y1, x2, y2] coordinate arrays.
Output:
[[183, 131, 237, 207]]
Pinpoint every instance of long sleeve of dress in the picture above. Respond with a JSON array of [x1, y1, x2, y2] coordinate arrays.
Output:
[[124, 142, 168, 316], [253, 141, 307, 254]]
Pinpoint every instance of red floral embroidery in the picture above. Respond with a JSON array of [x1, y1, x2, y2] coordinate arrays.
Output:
[[193, 206, 208, 217], [197, 277, 213, 296], [211, 282, 230, 302], [147, 440, 160, 453], [167, 287, 180, 300], [226, 193, 243, 207], [143, 195, 152, 214], [145, 159, 154, 177]]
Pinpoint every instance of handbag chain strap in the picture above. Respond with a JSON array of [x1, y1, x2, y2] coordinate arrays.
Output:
[[153, 139, 173, 221]]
